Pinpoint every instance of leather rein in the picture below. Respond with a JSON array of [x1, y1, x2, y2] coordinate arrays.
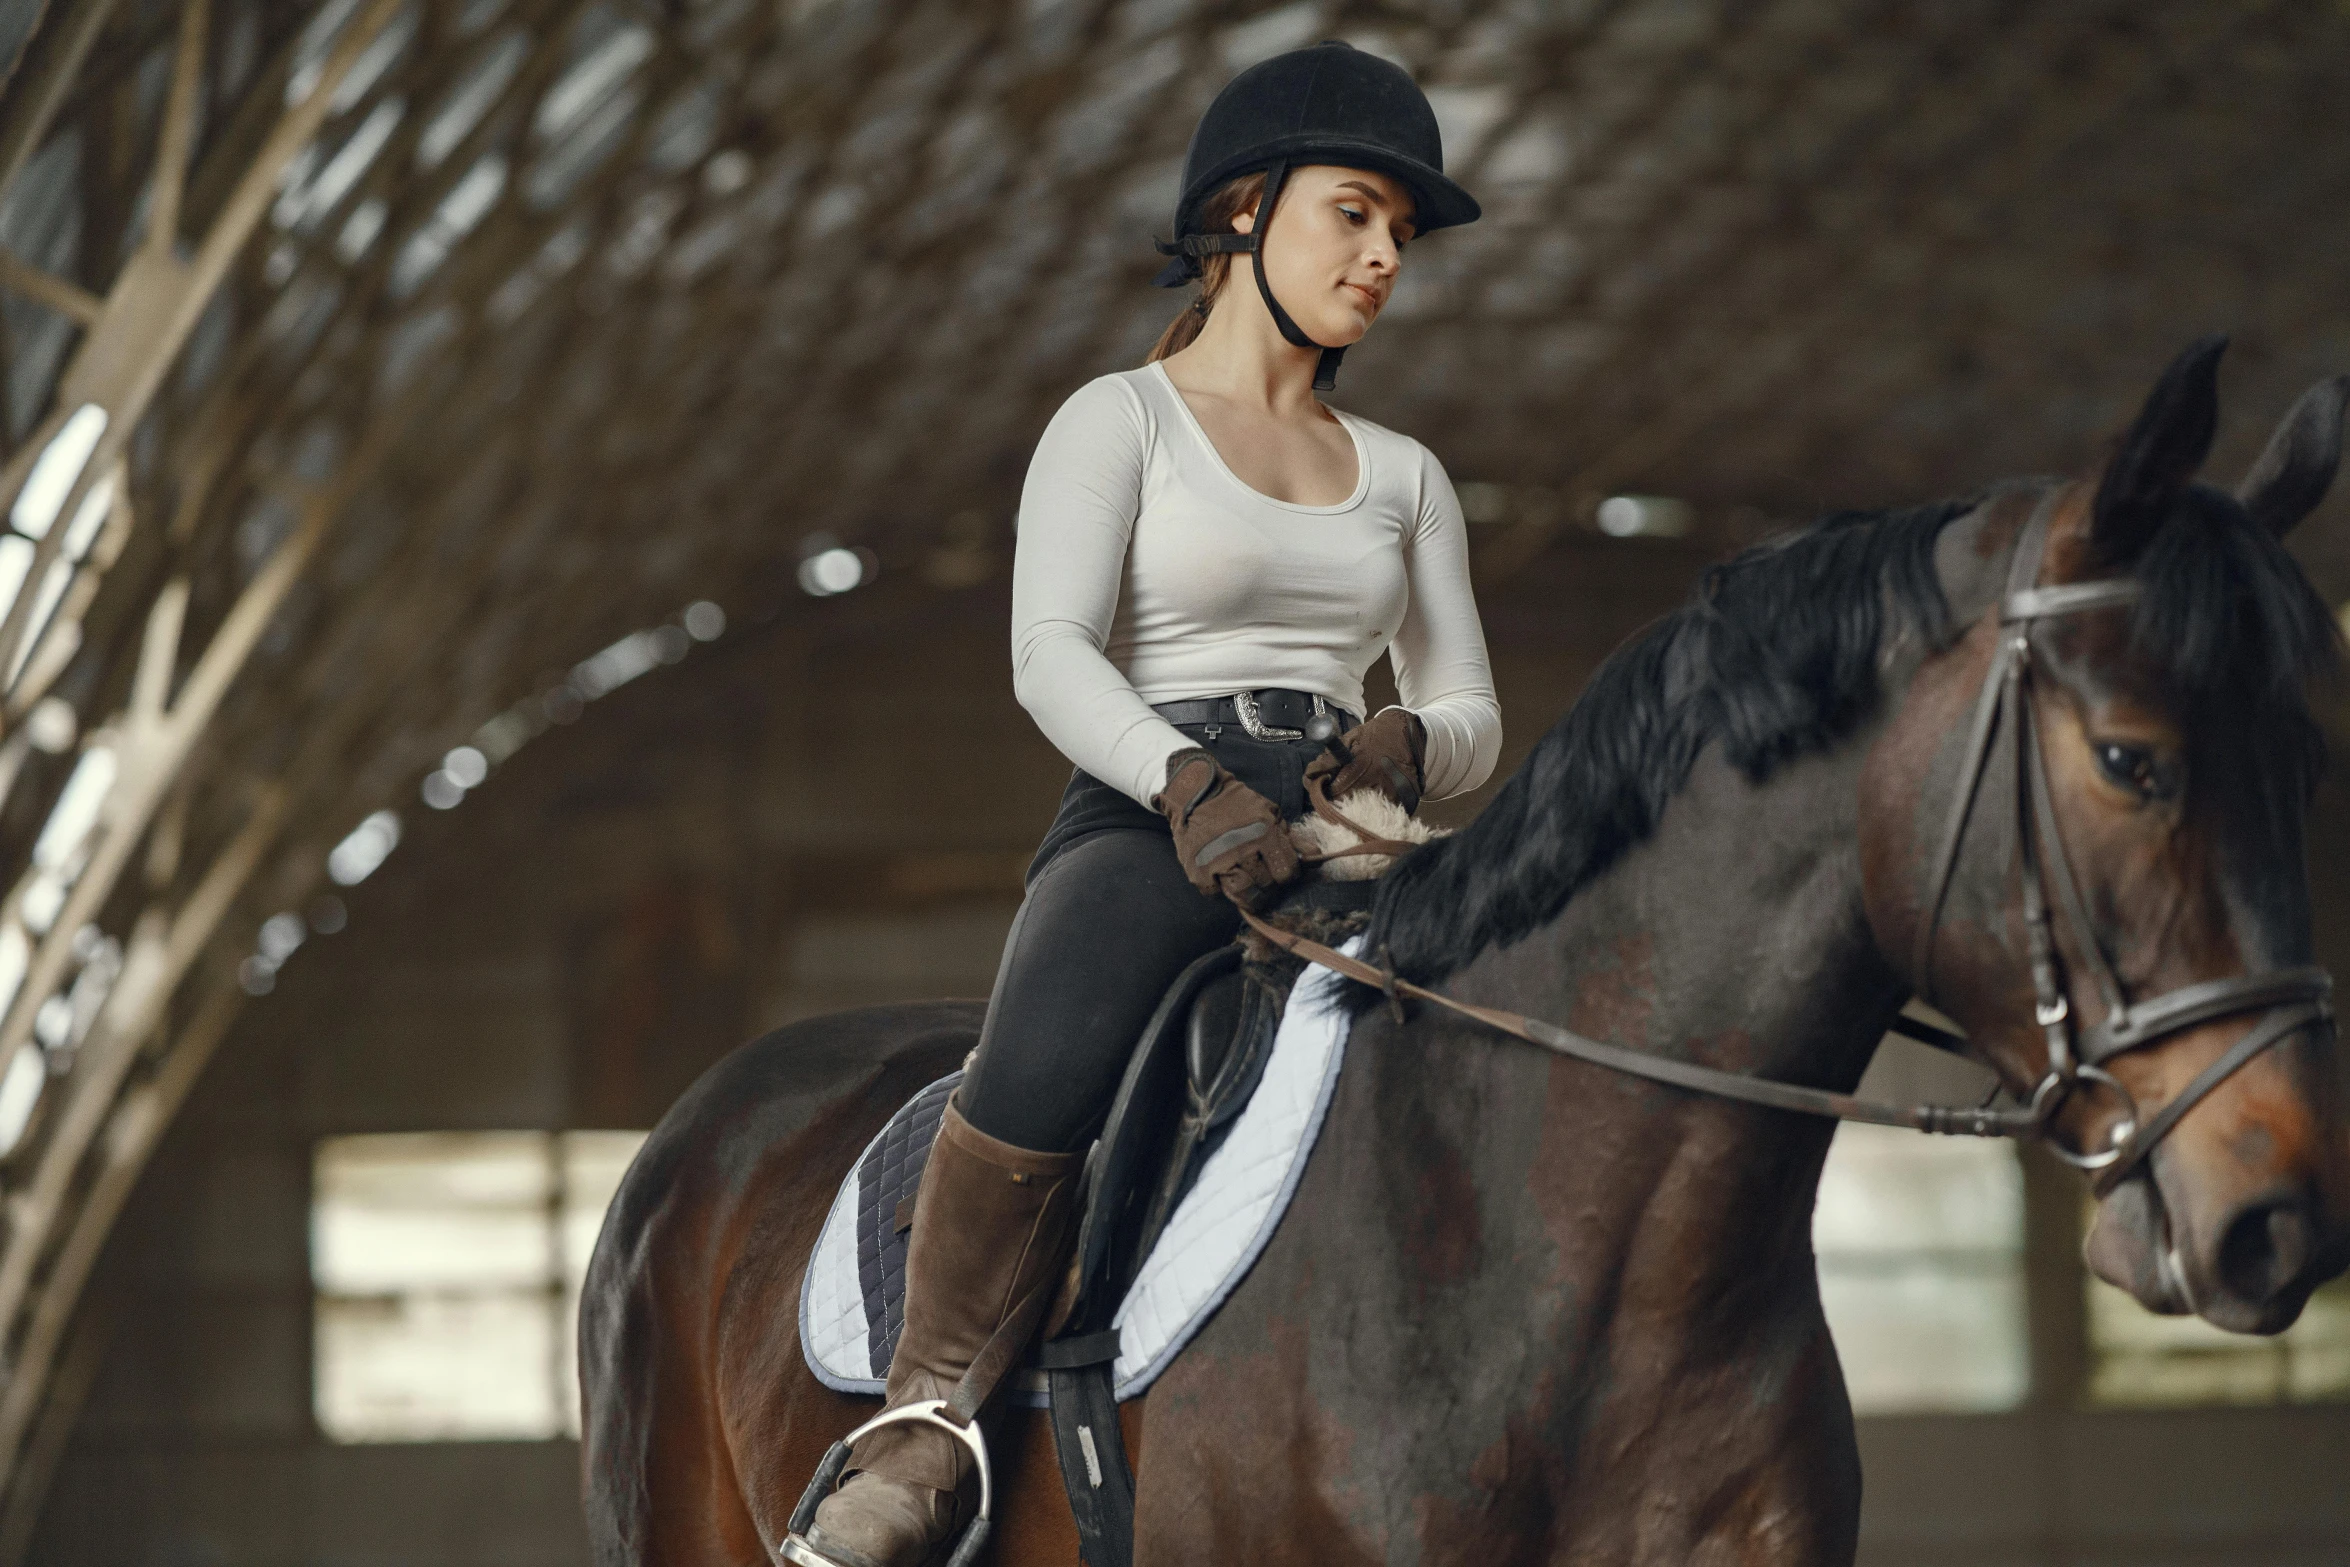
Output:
[[1242, 492, 2335, 1194]]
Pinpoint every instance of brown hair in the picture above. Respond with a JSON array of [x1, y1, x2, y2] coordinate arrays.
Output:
[[1146, 171, 1267, 363]]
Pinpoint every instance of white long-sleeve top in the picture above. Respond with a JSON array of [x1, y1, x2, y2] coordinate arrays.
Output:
[[1010, 362, 1502, 809]]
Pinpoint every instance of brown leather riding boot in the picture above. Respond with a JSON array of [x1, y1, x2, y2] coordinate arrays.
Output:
[[792, 1100, 1081, 1567]]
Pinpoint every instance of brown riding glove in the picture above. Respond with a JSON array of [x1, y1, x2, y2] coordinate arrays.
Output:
[[1305, 707, 1427, 814], [1152, 748, 1300, 905]]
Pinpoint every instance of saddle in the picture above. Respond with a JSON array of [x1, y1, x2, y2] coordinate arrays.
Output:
[[795, 874, 1376, 1566], [1052, 789, 1425, 1335], [1034, 873, 1376, 1567], [832, 881, 1374, 1320], [797, 791, 1431, 1567], [1074, 876, 1376, 1315]]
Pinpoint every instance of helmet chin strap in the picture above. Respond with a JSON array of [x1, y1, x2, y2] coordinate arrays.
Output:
[[1246, 162, 1348, 392], [1160, 160, 1348, 391]]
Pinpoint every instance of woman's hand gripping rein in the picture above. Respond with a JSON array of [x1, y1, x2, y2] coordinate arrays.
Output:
[[1305, 707, 1426, 814], [1153, 748, 1300, 905]]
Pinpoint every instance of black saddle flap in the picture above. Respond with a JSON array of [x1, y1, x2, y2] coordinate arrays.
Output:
[[1186, 974, 1261, 1134], [1063, 944, 1240, 1333], [1040, 878, 1374, 1567], [1142, 968, 1282, 1229], [1056, 881, 1376, 1339]]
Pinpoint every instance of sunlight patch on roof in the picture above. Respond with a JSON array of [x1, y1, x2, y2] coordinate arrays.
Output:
[[534, 24, 654, 143], [327, 810, 402, 887], [10, 404, 105, 540], [418, 30, 529, 168]]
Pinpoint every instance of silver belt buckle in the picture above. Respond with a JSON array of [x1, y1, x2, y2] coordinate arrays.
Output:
[[1232, 690, 1324, 742]]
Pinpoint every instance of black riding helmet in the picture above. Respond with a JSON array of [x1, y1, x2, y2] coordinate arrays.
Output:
[[1154, 41, 1481, 390]]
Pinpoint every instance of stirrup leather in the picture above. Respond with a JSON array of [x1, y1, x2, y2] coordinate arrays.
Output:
[[779, 1399, 996, 1567]]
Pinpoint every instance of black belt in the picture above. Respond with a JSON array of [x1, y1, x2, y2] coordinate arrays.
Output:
[[1151, 688, 1358, 741]]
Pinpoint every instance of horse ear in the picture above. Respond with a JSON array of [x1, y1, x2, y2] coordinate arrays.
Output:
[[2091, 335, 2227, 560], [2235, 375, 2350, 539]]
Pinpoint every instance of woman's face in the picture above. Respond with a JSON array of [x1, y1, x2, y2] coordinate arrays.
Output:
[[1233, 164, 1416, 348]]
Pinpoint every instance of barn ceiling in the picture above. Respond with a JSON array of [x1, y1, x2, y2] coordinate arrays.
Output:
[[0, 0, 2347, 1518]]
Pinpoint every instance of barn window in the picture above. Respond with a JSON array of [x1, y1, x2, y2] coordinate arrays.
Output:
[[311, 1131, 646, 1441], [1814, 1125, 2031, 1413]]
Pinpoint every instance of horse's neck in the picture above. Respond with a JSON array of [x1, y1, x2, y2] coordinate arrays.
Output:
[[1361, 722, 1908, 1341], [1281, 744, 1899, 1550], [1385, 498, 2016, 1298], [1248, 505, 2020, 1532]]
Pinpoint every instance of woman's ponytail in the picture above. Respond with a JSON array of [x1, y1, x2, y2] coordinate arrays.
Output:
[[1146, 171, 1266, 364]]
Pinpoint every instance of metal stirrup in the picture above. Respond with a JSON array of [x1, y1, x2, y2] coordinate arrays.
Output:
[[780, 1401, 997, 1567]]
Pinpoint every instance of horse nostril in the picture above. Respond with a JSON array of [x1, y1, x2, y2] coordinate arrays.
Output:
[[2217, 1200, 2316, 1307]]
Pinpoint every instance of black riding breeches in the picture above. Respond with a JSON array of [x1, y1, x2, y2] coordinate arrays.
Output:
[[957, 722, 1330, 1153]]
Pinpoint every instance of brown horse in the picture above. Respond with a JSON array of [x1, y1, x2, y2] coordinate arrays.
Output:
[[580, 341, 2350, 1564]]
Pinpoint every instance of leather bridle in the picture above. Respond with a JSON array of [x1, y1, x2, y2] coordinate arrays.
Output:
[[1242, 489, 2334, 1196], [1907, 489, 2332, 1193]]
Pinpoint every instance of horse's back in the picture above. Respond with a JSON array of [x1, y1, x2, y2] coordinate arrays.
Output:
[[579, 1001, 982, 1566]]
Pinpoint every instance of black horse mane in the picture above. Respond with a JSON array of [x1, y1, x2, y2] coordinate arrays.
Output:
[[1359, 480, 2340, 993]]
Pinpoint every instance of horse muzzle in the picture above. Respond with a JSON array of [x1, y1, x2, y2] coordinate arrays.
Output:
[[2087, 1151, 2349, 1334]]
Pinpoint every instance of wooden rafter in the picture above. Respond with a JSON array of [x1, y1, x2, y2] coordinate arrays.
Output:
[[0, 252, 99, 326]]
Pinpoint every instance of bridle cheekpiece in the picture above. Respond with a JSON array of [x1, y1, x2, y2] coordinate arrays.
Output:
[[1908, 489, 2334, 1192]]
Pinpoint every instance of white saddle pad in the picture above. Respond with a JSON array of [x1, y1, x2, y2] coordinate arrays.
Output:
[[798, 939, 1359, 1405]]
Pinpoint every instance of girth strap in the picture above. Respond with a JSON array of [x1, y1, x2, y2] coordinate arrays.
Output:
[[1046, 1359, 1134, 1567]]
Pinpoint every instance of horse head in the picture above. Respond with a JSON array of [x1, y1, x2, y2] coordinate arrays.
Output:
[[1869, 338, 2350, 1333]]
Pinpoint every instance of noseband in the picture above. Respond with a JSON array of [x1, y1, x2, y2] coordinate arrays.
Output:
[[1243, 489, 2333, 1197], [1910, 490, 2333, 1193]]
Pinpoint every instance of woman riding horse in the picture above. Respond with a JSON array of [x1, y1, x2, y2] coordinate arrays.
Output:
[[782, 42, 1504, 1567]]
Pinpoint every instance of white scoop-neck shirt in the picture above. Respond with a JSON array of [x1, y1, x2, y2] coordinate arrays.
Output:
[[1010, 362, 1502, 808]]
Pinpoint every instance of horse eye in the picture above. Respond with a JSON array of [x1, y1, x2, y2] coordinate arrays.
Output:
[[2093, 742, 2166, 800]]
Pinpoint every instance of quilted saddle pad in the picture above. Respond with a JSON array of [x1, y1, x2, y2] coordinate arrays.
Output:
[[798, 940, 1359, 1406]]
